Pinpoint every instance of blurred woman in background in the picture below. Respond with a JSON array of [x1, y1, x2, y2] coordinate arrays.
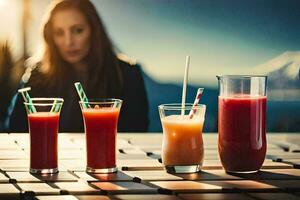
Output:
[[9, 0, 149, 132]]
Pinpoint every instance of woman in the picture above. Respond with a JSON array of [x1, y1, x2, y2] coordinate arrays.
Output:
[[9, 0, 149, 132]]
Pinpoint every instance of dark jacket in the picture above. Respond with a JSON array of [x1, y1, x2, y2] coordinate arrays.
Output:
[[9, 59, 149, 132]]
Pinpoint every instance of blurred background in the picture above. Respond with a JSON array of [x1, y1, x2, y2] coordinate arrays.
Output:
[[0, 0, 299, 132]]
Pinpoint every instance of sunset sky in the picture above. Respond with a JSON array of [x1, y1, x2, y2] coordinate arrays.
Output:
[[1, 0, 299, 86]]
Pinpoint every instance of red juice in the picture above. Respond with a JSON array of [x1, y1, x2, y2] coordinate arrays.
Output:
[[82, 107, 120, 169], [28, 112, 59, 169], [218, 95, 267, 172]]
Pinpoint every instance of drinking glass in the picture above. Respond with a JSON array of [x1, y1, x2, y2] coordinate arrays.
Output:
[[158, 103, 206, 173], [217, 75, 267, 173], [80, 98, 122, 173], [24, 98, 64, 174]]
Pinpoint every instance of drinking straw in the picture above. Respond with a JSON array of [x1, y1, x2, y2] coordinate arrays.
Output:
[[189, 88, 204, 119], [50, 99, 58, 113], [74, 82, 90, 108], [181, 56, 190, 115], [18, 87, 37, 113]]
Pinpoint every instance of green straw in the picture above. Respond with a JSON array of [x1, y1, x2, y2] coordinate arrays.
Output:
[[18, 87, 37, 113], [50, 99, 59, 113], [74, 82, 90, 108]]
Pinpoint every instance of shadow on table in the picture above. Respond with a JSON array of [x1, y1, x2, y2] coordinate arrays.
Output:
[[165, 169, 300, 192], [226, 170, 300, 192]]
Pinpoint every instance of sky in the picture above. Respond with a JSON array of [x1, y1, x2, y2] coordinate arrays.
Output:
[[1, 0, 299, 87]]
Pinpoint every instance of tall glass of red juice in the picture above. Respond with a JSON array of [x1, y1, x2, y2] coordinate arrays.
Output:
[[217, 75, 267, 173], [80, 99, 122, 173], [24, 98, 64, 174]]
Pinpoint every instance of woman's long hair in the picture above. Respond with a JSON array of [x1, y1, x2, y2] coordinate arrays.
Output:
[[40, 0, 123, 97]]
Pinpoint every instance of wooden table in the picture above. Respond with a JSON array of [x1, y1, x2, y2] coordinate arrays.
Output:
[[0, 133, 299, 199]]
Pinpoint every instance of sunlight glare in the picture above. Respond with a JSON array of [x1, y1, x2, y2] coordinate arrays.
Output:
[[0, 0, 7, 7]]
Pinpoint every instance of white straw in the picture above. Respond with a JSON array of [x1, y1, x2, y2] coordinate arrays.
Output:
[[18, 87, 37, 113], [18, 87, 31, 102], [181, 56, 190, 115]]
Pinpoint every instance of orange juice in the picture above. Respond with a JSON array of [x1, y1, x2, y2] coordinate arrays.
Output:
[[161, 115, 204, 166]]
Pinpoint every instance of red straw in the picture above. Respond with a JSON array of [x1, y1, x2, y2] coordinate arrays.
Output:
[[189, 88, 204, 119]]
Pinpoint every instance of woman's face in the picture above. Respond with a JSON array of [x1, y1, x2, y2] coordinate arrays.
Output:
[[52, 8, 91, 65]]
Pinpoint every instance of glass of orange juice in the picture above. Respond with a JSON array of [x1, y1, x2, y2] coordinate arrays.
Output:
[[158, 103, 206, 173]]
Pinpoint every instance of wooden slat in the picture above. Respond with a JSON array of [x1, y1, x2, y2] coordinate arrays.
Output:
[[0, 133, 298, 199]]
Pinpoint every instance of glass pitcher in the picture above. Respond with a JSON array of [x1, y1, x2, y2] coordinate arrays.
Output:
[[217, 75, 267, 173]]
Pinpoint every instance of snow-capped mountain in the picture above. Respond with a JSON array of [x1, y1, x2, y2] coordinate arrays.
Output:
[[254, 51, 300, 89]]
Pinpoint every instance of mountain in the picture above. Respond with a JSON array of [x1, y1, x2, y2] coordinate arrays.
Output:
[[254, 51, 300, 89], [141, 51, 300, 132], [142, 69, 300, 132]]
